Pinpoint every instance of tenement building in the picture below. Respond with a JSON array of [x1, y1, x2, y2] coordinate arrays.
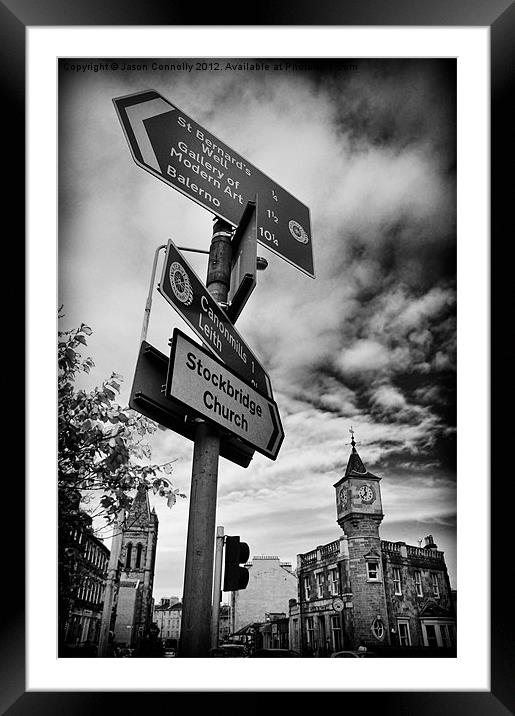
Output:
[[290, 432, 456, 656], [62, 517, 110, 653], [153, 600, 182, 647], [230, 555, 298, 635], [113, 482, 159, 649]]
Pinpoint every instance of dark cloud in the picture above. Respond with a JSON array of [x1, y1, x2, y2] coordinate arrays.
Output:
[[58, 57, 457, 592]]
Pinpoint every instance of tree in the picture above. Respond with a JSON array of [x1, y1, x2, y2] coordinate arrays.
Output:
[[58, 312, 185, 647]]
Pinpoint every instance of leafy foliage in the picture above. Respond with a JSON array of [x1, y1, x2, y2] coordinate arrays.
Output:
[[58, 317, 185, 526], [58, 313, 186, 644]]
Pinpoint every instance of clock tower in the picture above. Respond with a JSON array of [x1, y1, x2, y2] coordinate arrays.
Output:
[[333, 429, 390, 649]]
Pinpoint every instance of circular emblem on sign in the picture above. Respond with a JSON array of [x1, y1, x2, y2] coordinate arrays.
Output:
[[288, 220, 309, 244], [333, 598, 344, 612], [169, 261, 193, 306]]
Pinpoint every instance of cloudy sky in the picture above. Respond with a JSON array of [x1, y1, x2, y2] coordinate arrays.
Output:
[[58, 58, 457, 599]]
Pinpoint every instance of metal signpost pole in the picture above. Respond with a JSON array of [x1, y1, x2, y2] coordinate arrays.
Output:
[[178, 219, 233, 657], [210, 526, 225, 650], [140, 244, 166, 344]]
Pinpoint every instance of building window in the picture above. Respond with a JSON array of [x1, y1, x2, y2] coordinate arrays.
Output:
[[306, 617, 315, 650], [125, 543, 132, 568], [304, 577, 311, 601], [431, 573, 440, 598], [424, 624, 438, 648], [316, 572, 324, 598], [397, 620, 411, 646], [292, 619, 299, 651], [330, 615, 343, 652], [371, 617, 385, 641], [329, 567, 340, 595], [414, 570, 423, 597], [422, 622, 455, 648], [366, 560, 380, 581], [135, 543, 143, 568], [440, 623, 451, 648], [393, 567, 402, 595]]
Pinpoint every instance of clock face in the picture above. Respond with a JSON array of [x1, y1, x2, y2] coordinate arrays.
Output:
[[358, 484, 375, 503], [337, 486, 348, 510]]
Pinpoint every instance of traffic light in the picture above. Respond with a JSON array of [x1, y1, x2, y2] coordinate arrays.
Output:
[[222, 536, 250, 591]]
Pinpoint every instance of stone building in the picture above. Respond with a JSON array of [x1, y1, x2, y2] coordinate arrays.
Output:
[[230, 555, 298, 634], [290, 432, 456, 656], [219, 604, 231, 643], [259, 613, 290, 650], [113, 482, 159, 649], [62, 520, 110, 653], [153, 600, 182, 646], [153, 600, 231, 647]]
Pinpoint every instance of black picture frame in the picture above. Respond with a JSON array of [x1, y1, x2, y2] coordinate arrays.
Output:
[[10, 1, 510, 714]]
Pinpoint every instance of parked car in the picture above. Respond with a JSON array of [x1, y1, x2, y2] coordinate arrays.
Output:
[[163, 648, 176, 658], [209, 644, 248, 657], [330, 650, 377, 658], [248, 648, 301, 658]]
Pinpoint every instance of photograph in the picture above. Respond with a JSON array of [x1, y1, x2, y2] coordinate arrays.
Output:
[[11, 6, 508, 712], [57, 57, 458, 661]]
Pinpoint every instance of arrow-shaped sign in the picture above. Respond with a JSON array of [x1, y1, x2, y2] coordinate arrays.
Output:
[[113, 89, 314, 278], [157, 238, 272, 398], [129, 340, 254, 468], [167, 330, 284, 461]]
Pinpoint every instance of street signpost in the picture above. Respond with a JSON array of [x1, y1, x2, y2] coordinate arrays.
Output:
[[167, 330, 284, 461], [113, 89, 314, 278], [227, 201, 257, 323], [114, 87, 315, 657], [129, 340, 255, 468], [157, 238, 272, 398]]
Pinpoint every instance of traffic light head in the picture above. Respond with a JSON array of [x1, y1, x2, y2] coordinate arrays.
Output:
[[223, 536, 250, 591]]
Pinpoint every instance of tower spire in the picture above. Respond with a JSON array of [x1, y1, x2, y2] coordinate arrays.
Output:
[[125, 480, 151, 527], [349, 426, 356, 452], [344, 426, 367, 476]]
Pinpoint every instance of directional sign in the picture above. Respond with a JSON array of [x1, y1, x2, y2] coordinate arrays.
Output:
[[129, 340, 254, 468], [113, 89, 314, 278], [227, 201, 257, 323], [157, 238, 272, 398], [167, 330, 284, 461]]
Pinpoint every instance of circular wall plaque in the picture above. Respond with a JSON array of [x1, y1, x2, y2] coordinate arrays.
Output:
[[333, 597, 344, 612]]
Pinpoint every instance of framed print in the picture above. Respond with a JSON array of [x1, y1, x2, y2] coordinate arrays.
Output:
[[9, 0, 511, 713]]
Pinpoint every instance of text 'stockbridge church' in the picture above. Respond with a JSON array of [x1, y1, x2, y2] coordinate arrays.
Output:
[[290, 431, 456, 655]]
